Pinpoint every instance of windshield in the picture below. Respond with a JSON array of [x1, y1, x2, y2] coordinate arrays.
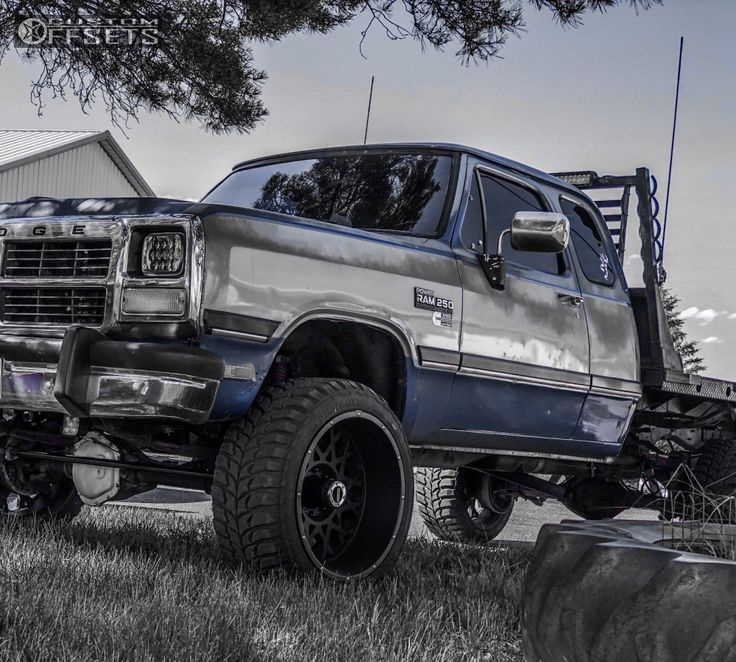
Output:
[[202, 152, 454, 236]]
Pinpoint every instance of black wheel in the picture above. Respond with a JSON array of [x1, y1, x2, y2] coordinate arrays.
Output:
[[416, 468, 513, 543], [0, 480, 82, 520], [212, 378, 413, 580]]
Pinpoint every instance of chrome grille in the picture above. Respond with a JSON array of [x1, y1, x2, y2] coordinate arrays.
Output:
[[3, 239, 112, 278], [0, 288, 107, 325]]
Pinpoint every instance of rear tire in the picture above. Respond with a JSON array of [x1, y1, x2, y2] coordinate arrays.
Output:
[[416, 467, 513, 543], [212, 378, 413, 580], [690, 438, 736, 521], [695, 439, 736, 495]]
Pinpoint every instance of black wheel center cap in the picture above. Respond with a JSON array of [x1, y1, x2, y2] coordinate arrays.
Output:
[[325, 480, 347, 508]]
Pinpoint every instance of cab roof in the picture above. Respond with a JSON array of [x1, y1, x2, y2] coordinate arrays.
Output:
[[232, 142, 581, 195]]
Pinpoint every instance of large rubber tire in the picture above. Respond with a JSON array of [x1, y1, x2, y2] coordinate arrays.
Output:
[[0, 479, 82, 521], [212, 378, 413, 580], [695, 438, 736, 496], [522, 520, 736, 662], [663, 438, 736, 523], [415, 468, 513, 543]]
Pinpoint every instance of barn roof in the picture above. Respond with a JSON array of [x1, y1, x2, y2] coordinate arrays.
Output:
[[0, 129, 154, 196]]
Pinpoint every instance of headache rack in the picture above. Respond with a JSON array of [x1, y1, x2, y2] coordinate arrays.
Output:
[[553, 167, 736, 406]]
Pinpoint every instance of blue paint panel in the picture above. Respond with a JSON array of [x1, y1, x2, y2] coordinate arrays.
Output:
[[575, 394, 636, 446], [210, 379, 263, 421], [444, 373, 586, 440], [402, 361, 455, 444], [200, 335, 282, 420]]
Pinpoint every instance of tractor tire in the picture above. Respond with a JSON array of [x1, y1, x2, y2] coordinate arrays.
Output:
[[416, 467, 513, 543], [522, 520, 736, 662], [212, 378, 413, 580]]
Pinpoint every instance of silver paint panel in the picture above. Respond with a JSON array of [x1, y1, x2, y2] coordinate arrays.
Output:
[[555, 193, 639, 384], [202, 213, 464, 357], [454, 255, 589, 374], [582, 293, 640, 383]]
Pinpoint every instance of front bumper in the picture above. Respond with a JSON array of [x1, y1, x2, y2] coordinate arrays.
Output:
[[0, 327, 225, 424]]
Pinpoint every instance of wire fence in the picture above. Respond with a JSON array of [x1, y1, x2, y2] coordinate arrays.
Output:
[[660, 464, 736, 560]]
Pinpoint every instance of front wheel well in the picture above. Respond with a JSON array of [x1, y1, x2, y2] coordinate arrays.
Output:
[[271, 319, 408, 417]]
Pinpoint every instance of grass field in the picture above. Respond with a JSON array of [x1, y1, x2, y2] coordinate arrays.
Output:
[[0, 508, 531, 662]]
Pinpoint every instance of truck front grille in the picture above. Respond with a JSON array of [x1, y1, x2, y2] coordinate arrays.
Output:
[[0, 288, 107, 325], [3, 239, 113, 278]]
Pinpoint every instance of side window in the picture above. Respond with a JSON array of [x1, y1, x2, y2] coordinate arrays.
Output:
[[479, 173, 562, 275], [560, 198, 615, 287]]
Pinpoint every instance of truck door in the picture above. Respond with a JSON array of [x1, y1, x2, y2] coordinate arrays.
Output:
[[557, 195, 641, 449], [444, 163, 591, 455]]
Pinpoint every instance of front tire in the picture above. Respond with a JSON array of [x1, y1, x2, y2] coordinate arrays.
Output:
[[212, 378, 413, 580], [416, 468, 513, 543]]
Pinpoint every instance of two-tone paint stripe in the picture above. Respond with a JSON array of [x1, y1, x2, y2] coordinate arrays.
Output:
[[418, 345, 641, 398]]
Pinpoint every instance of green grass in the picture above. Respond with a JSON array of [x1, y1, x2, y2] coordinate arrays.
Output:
[[0, 507, 530, 662]]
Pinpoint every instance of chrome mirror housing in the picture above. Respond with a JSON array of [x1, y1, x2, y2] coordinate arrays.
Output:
[[510, 212, 570, 253]]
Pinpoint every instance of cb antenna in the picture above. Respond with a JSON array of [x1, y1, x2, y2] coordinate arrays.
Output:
[[662, 36, 684, 253], [363, 75, 375, 145]]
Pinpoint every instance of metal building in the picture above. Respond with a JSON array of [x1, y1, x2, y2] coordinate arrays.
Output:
[[0, 129, 154, 202]]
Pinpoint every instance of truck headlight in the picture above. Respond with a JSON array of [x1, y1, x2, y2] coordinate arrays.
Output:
[[141, 233, 184, 276]]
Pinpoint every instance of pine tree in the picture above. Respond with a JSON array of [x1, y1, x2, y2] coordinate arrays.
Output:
[[661, 287, 705, 374]]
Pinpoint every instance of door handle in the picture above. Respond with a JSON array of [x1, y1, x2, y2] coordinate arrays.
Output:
[[557, 293, 584, 307]]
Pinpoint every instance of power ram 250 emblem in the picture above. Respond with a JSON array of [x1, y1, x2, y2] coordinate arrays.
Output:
[[414, 287, 454, 328]]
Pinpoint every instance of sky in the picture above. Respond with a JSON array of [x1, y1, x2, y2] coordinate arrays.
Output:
[[0, 1, 735, 377]]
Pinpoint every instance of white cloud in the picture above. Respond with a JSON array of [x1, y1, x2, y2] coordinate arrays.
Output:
[[701, 336, 725, 344], [729, 313, 736, 320], [680, 307, 728, 325]]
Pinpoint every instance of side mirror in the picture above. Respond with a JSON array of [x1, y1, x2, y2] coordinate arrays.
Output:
[[510, 212, 570, 253], [478, 212, 570, 292]]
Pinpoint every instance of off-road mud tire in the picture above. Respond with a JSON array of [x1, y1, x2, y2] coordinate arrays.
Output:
[[212, 378, 413, 579], [663, 438, 736, 523], [695, 438, 736, 496], [416, 467, 513, 543]]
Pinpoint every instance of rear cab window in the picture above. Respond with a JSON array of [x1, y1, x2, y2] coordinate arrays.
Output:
[[202, 151, 457, 237], [560, 197, 616, 287]]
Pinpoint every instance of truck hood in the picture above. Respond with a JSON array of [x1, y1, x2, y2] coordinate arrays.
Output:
[[0, 196, 289, 226], [0, 197, 199, 220]]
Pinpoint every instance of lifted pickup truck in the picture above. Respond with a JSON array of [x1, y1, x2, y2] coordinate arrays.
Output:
[[0, 144, 733, 579]]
